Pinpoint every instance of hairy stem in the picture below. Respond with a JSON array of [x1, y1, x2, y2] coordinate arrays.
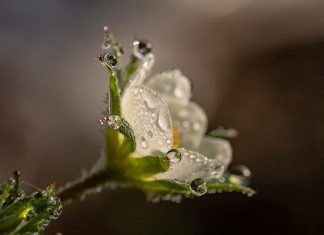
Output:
[[57, 171, 114, 204]]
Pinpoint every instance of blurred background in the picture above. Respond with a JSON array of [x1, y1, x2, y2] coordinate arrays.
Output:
[[1, 0, 323, 234]]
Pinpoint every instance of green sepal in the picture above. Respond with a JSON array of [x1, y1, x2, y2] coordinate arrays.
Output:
[[125, 156, 170, 179], [207, 181, 256, 196], [104, 127, 120, 163], [208, 127, 238, 139], [109, 71, 121, 116], [104, 118, 136, 164], [118, 119, 136, 157], [136, 180, 191, 195]]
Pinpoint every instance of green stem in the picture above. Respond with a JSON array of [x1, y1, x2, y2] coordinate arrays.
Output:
[[57, 171, 114, 204]]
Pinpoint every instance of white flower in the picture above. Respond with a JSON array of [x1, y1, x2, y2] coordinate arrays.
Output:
[[121, 54, 232, 182]]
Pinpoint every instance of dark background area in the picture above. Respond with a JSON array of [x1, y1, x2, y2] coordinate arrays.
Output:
[[1, 0, 323, 234]]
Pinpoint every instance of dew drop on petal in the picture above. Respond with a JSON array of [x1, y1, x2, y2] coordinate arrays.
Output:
[[147, 130, 153, 138], [157, 109, 171, 132], [140, 137, 149, 149], [229, 165, 252, 186], [121, 86, 172, 156], [166, 149, 182, 164], [210, 164, 225, 178], [190, 178, 207, 195]]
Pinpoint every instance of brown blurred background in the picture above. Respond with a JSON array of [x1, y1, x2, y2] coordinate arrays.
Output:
[[1, 0, 323, 234]]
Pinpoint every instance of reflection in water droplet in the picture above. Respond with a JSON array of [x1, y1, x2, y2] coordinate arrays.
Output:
[[166, 149, 182, 164], [190, 178, 207, 195], [229, 165, 252, 186], [140, 137, 149, 149]]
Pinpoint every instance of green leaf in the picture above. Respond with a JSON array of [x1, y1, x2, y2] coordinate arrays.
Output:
[[0, 172, 63, 235], [209, 127, 238, 139], [125, 156, 170, 179], [207, 181, 256, 196]]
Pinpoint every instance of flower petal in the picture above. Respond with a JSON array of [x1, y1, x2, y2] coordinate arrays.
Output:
[[146, 69, 192, 104], [197, 137, 232, 168], [168, 101, 207, 149], [128, 53, 155, 88], [155, 148, 224, 181], [121, 86, 173, 156]]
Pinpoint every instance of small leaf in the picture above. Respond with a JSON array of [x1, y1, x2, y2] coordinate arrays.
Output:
[[0, 172, 63, 234], [209, 127, 238, 139], [207, 181, 256, 196]]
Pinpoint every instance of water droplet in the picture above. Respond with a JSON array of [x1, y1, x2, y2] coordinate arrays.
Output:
[[190, 178, 207, 195], [99, 116, 108, 125], [174, 86, 185, 98], [98, 53, 117, 67], [192, 122, 201, 132], [210, 164, 225, 177], [229, 165, 252, 186], [182, 120, 190, 129], [166, 149, 182, 164], [133, 39, 152, 58], [147, 130, 153, 138], [157, 109, 171, 132], [100, 115, 122, 130], [101, 41, 111, 50], [166, 139, 172, 145], [140, 137, 148, 149]]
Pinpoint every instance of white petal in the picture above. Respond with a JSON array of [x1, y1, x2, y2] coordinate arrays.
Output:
[[127, 53, 155, 88], [146, 69, 192, 104], [168, 101, 207, 149], [155, 148, 224, 181], [197, 137, 233, 168], [121, 86, 173, 156]]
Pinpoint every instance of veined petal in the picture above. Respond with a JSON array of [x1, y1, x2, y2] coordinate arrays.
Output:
[[155, 148, 224, 182], [121, 86, 173, 156], [168, 101, 207, 149], [146, 69, 192, 104], [197, 137, 233, 168]]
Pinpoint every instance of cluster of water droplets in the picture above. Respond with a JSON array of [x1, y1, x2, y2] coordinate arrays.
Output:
[[121, 86, 173, 156], [156, 148, 224, 183], [99, 115, 122, 130]]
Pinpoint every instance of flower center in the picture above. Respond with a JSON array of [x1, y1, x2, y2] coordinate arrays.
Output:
[[172, 124, 180, 148]]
